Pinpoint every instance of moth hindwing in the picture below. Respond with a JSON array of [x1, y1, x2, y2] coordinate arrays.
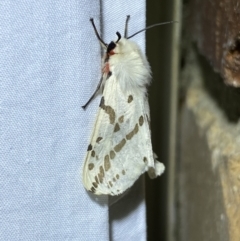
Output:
[[82, 16, 165, 195]]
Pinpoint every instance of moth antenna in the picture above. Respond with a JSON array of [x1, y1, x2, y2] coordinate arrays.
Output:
[[124, 15, 130, 38], [127, 21, 178, 39], [116, 32, 121, 43], [90, 18, 107, 47]]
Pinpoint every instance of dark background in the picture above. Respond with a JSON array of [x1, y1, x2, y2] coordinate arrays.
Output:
[[146, 0, 176, 241]]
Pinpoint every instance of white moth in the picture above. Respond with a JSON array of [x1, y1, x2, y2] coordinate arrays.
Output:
[[82, 16, 172, 195]]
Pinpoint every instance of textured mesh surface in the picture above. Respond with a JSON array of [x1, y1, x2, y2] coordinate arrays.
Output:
[[0, 1, 146, 240]]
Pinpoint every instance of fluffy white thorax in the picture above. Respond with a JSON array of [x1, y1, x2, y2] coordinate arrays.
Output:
[[108, 38, 151, 95]]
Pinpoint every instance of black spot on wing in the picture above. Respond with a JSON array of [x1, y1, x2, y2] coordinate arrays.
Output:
[[110, 150, 116, 159], [90, 187, 96, 193], [104, 155, 111, 171], [114, 139, 126, 152], [88, 163, 94, 170], [96, 137, 103, 143], [139, 116, 144, 126], [114, 123, 120, 132], [97, 166, 105, 184], [126, 124, 139, 140], [91, 150, 95, 157], [95, 176, 99, 184], [99, 96, 105, 108], [92, 182, 98, 188], [128, 95, 133, 103], [99, 96, 116, 124], [118, 115, 124, 123], [87, 144, 92, 151], [104, 106, 115, 124], [107, 71, 112, 79]]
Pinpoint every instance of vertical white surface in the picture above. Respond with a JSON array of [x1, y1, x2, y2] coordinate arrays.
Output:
[[0, 1, 109, 240], [0, 0, 146, 240]]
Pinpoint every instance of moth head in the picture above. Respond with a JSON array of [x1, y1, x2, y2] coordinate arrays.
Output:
[[106, 32, 121, 55], [106, 32, 137, 56]]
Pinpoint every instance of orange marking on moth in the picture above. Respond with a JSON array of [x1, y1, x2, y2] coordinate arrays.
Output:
[[103, 63, 110, 74], [108, 50, 115, 55]]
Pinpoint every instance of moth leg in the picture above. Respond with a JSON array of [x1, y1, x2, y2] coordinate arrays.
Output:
[[82, 76, 103, 109]]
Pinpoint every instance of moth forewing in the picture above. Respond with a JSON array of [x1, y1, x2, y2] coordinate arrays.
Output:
[[83, 76, 156, 195]]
